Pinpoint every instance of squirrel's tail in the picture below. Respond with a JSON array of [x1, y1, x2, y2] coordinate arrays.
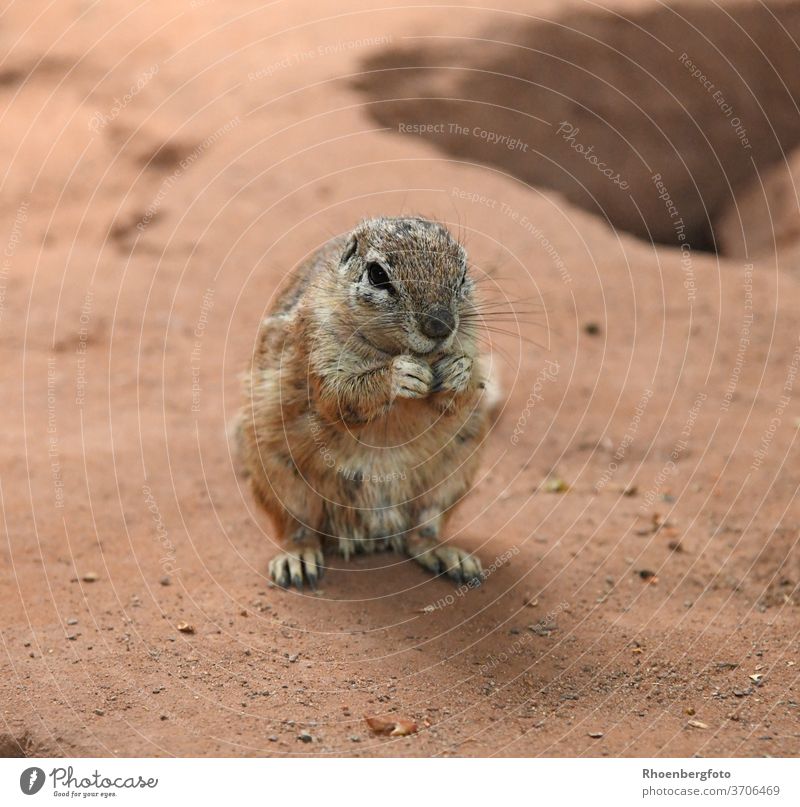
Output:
[[479, 355, 504, 420], [227, 411, 249, 478]]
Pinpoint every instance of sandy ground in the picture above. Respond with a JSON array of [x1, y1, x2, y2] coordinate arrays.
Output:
[[1, 0, 798, 757]]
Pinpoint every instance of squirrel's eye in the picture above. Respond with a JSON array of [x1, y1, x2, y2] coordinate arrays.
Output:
[[366, 262, 394, 293]]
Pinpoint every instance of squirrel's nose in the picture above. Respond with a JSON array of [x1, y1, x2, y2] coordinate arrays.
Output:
[[419, 308, 455, 339]]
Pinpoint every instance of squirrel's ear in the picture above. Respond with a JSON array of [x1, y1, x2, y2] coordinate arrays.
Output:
[[340, 234, 357, 265]]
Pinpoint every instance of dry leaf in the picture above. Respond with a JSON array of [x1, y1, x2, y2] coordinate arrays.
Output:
[[365, 714, 418, 737], [544, 477, 569, 493]]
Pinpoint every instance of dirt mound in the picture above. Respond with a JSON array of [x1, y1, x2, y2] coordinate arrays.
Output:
[[714, 146, 800, 258]]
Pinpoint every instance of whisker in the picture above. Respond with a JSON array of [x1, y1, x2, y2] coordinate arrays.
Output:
[[462, 323, 551, 351], [459, 332, 516, 368], [462, 311, 549, 321], [463, 320, 552, 334], [463, 312, 549, 323], [467, 299, 546, 309], [469, 317, 546, 327], [466, 304, 548, 318]]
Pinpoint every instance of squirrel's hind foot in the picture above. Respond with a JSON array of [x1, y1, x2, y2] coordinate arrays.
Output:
[[269, 545, 325, 590], [405, 536, 483, 585]]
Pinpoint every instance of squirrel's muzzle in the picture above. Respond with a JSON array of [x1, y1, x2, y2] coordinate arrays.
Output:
[[419, 308, 455, 339]]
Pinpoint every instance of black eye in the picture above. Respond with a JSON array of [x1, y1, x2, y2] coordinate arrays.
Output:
[[367, 262, 394, 293]]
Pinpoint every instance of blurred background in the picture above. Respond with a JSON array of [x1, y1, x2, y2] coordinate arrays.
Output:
[[1, 0, 798, 757]]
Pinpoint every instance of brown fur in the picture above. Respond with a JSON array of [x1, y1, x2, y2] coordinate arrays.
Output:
[[238, 216, 492, 588]]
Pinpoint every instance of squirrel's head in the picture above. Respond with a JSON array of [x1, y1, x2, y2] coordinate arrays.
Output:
[[336, 216, 474, 356]]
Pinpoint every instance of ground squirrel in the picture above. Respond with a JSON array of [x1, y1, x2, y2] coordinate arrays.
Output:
[[237, 216, 496, 589]]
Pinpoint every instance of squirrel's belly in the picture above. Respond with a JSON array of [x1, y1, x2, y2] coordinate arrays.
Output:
[[329, 443, 418, 503], [318, 447, 416, 542], [290, 409, 480, 541]]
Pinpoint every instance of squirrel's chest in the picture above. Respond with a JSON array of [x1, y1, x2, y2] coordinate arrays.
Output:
[[326, 400, 456, 450], [303, 402, 460, 476]]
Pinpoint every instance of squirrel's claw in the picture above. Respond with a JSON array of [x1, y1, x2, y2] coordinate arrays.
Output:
[[269, 546, 325, 590], [407, 539, 483, 585], [391, 355, 434, 399], [431, 355, 473, 394]]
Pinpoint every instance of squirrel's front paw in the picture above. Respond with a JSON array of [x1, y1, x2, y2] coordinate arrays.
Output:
[[431, 354, 472, 393], [391, 355, 433, 399]]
